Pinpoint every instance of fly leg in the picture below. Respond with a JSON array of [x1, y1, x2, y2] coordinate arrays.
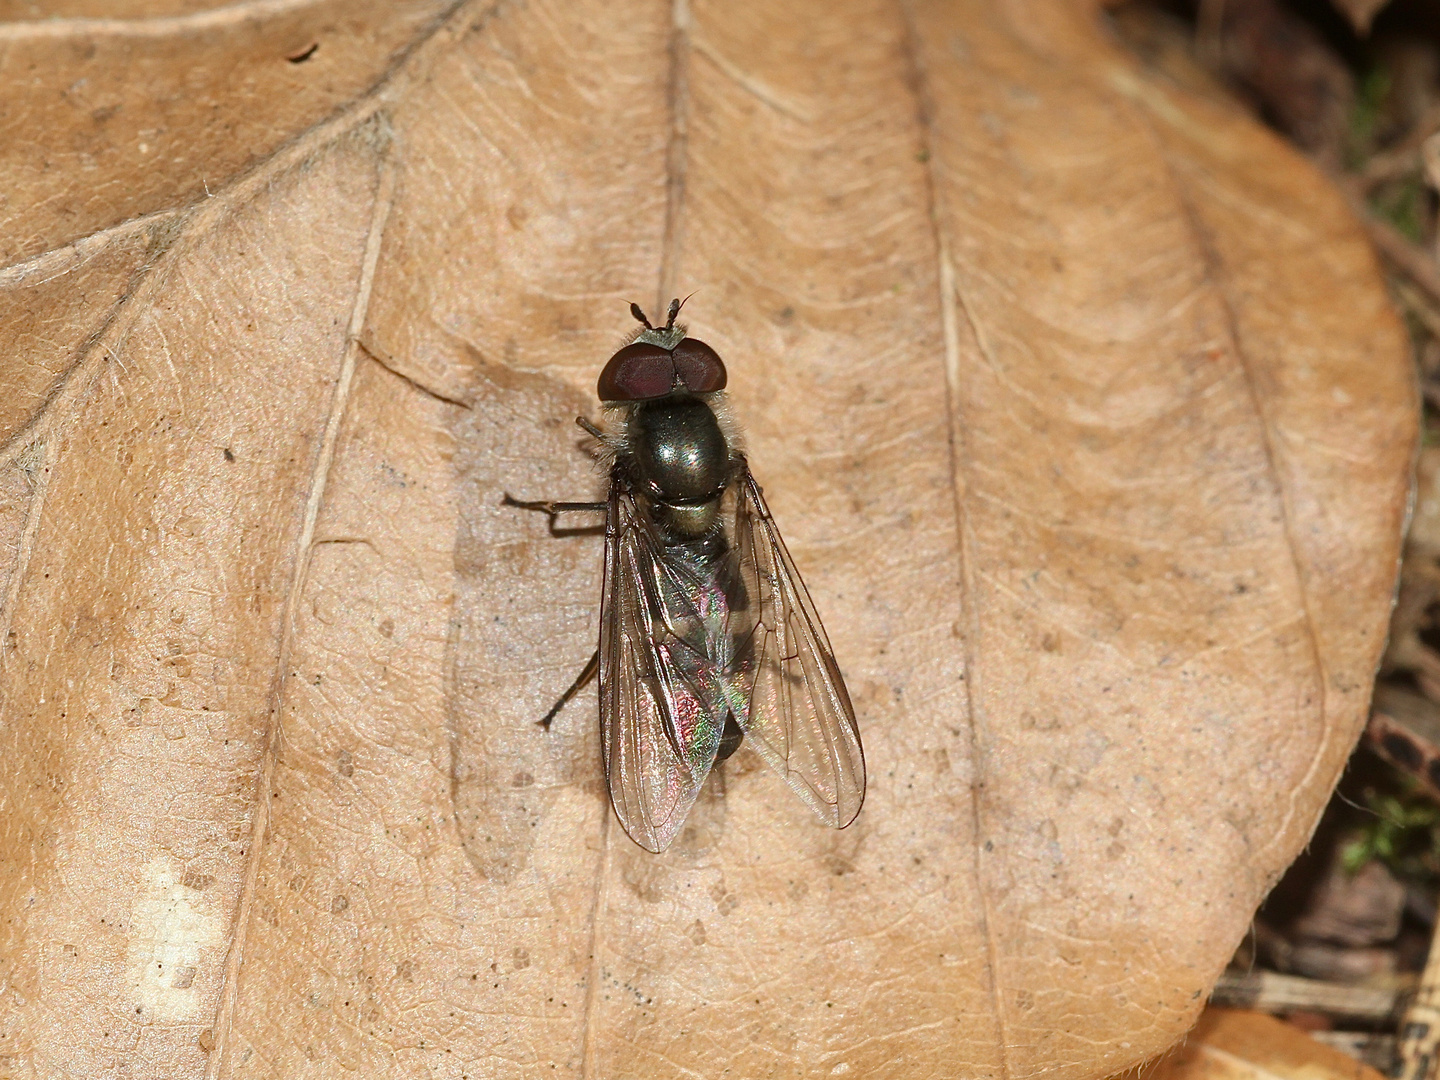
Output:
[[501, 493, 606, 536], [500, 416, 610, 532], [538, 649, 599, 730], [502, 491, 605, 726]]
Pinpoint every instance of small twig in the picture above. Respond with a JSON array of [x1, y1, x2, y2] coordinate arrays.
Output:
[[1212, 970, 1401, 1022], [1348, 188, 1440, 309], [1368, 216, 1440, 305], [1392, 278, 1440, 341], [1366, 687, 1440, 805], [1397, 922, 1440, 1079], [1360, 103, 1440, 190]]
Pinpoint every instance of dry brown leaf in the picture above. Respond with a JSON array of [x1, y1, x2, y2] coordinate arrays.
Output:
[[1139, 1008, 1388, 1080], [1329, 0, 1391, 36], [0, 0, 1415, 1077]]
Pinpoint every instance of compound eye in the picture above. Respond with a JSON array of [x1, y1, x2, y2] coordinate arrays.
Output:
[[597, 342, 675, 401], [670, 337, 727, 393]]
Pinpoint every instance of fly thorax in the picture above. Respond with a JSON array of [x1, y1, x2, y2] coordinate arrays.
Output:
[[629, 396, 729, 505]]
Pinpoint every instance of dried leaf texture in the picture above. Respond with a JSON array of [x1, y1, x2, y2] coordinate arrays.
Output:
[[0, 1, 1415, 1078]]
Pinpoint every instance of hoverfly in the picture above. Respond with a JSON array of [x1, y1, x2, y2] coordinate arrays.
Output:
[[505, 299, 865, 853]]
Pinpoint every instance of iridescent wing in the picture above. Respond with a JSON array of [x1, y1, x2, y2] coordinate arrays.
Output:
[[598, 484, 730, 852], [731, 469, 865, 828]]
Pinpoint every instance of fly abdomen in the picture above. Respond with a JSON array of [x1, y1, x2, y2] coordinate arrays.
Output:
[[715, 713, 745, 761]]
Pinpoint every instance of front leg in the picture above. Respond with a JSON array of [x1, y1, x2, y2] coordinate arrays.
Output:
[[503, 491, 606, 725], [502, 493, 607, 536]]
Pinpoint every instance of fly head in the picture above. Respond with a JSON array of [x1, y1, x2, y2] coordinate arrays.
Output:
[[596, 300, 727, 402]]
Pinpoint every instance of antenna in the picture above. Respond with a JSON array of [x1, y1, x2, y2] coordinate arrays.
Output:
[[629, 302, 654, 330], [664, 298, 681, 330]]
